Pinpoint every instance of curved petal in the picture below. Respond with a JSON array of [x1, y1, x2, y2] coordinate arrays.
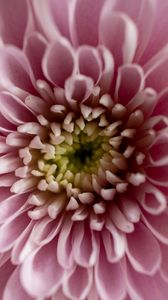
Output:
[[57, 217, 74, 269], [126, 222, 161, 275], [152, 88, 168, 117], [48, 0, 71, 39], [95, 245, 126, 300], [98, 46, 114, 94], [0, 92, 35, 125], [0, 152, 21, 175], [142, 209, 168, 244], [0, 193, 28, 224], [0, 211, 30, 253], [127, 260, 168, 300], [141, 0, 168, 63], [31, 0, 60, 41], [99, 12, 138, 67], [115, 64, 144, 105], [0, 0, 28, 48], [113, 0, 156, 62], [144, 44, 168, 92], [70, 0, 106, 46], [72, 222, 98, 267], [65, 74, 94, 103], [0, 260, 15, 300], [0, 46, 35, 94], [63, 265, 93, 300], [42, 38, 75, 87], [20, 240, 64, 298], [24, 32, 47, 80], [145, 164, 168, 187], [3, 267, 33, 300], [137, 183, 167, 215], [148, 133, 168, 166], [160, 242, 168, 282], [77, 46, 102, 83]]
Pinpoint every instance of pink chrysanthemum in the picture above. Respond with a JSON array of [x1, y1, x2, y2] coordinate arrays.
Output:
[[0, 0, 168, 299]]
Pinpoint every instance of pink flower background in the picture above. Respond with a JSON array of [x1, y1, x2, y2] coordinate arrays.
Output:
[[0, 0, 168, 299]]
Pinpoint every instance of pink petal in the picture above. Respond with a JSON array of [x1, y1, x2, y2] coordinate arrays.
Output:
[[30, 215, 63, 246], [148, 132, 168, 166], [70, 0, 106, 46], [152, 88, 168, 117], [0, 152, 21, 175], [0, 47, 35, 93], [0, 211, 30, 253], [77, 46, 102, 83], [21, 240, 64, 298], [160, 242, 168, 282], [11, 221, 35, 264], [95, 245, 126, 300], [0, 193, 28, 224], [98, 46, 114, 94], [144, 45, 168, 92], [0, 0, 28, 47], [141, 0, 168, 63], [99, 12, 137, 67], [48, 0, 70, 39], [126, 222, 161, 275], [137, 184, 167, 215], [103, 222, 125, 263], [142, 209, 168, 244], [3, 267, 33, 300], [0, 260, 15, 300], [57, 218, 74, 269], [0, 92, 35, 125], [115, 64, 144, 105], [31, 0, 60, 41], [113, 0, 156, 62], [63, 265, 93, 300], [72, 222, 98, 267], [145, 165, 168, 187], [127, 260, 168, 300], [24, 32, 47, 80], [65, 74, 94, 103], [42, 38, 74, 87], [52, 288, 68, 300], [0, 113, 16, 135]]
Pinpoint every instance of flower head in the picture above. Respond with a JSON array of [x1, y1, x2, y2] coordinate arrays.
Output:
[[0, 0, 168, 299]]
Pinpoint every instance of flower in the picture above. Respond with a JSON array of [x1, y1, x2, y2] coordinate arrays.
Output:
[[0, 0, 168, 299]]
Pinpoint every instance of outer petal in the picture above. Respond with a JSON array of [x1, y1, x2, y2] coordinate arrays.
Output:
[[141, 0, 168, 63], [0, 0, 28, 47], [95, 245, 126, 300], [70, 0, 106, 46], [113, 0, 156, 62], [0, 47, 35, 94], [3, 267, 33, 300], [0, 92, 35, 125], [127, 261, 168, 300], [48, 0, 71, 39], [99, 12, 138, 67], [0, 211, 30, 253], [64, 75, 94, 103], [0, 260, 15, 300], [115, 64, 144, 105], [77, 46, 102, 84], [144, 45, 168, 92], [126, 222, 161, 275], [142, 209, 168, 244], [42, 38, 75, 87], [24, 32, 47, 80], [20, 240, 64, 298], [63, 265, 93, 300]]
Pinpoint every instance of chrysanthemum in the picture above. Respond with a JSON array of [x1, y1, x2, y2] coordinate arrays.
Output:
[[0, 0, 168, 299]]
